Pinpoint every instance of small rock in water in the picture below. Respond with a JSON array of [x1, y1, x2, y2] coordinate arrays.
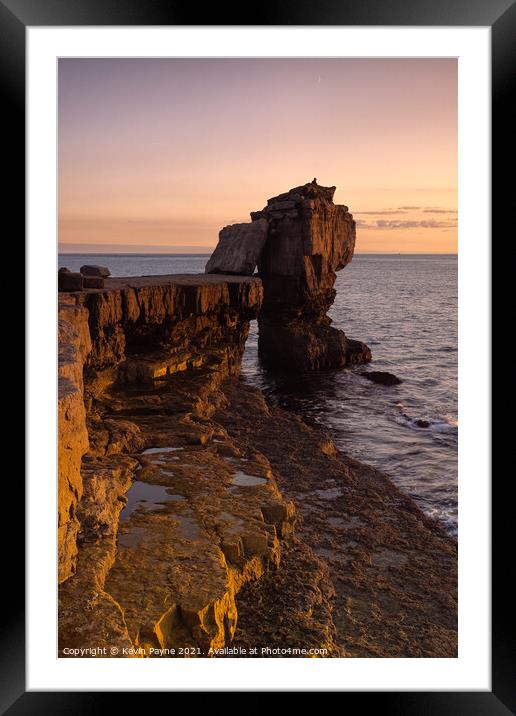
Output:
[[80, 264, 111, 277], [415, 419, 430, 428], [360, 370, 402, 386]]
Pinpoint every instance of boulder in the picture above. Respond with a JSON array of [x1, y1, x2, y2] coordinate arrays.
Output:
[[205, 219, 268, 276], [59, 271, 84, 292], [80, 264, 111, 277]]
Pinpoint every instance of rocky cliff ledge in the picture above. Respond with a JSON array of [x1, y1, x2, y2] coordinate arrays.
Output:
[[206, 181, 371, 371], [58, 274, 262, 582], [59, 275, 317, 656], [58, 271, 456, 658]]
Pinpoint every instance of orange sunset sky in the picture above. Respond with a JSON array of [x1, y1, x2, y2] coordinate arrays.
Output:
[[58, 58, 457, 254]]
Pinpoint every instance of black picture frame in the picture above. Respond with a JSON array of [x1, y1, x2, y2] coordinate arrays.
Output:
[[7, 0, 509, 709]]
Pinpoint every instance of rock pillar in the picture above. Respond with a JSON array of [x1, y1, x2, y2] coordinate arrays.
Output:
[[253, 181, 371, 370], [206, 180, 371, 371]]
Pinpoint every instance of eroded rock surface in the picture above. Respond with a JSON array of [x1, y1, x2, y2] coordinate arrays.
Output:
[[58, 299, 91, 582], [216, 380, 457, 657], [77, 274, 262, 376]]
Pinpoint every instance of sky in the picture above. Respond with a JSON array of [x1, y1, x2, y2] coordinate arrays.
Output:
[[58, 58, 457, 254]]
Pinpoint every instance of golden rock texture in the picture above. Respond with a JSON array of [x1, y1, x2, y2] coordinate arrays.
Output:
[[58, 299, 92, 583], [59, 275, 309, 657], [57, 272, 456, 658]]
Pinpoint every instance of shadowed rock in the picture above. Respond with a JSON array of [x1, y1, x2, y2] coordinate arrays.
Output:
[[415, 419, 430, 428], [59, 271, 84, 292], [255, 181, 371, 370], [360, 370, 402, 386], [81, 264, 111, 277], [83, 276, 105, 289]]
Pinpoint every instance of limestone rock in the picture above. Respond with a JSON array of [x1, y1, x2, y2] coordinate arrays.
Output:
[[69, 275, 263, 373], [205, 218, 268, 275], [203, 180, 371, 371], [80, 264, 111, 277], [58, 302, 91, 582], [59, 271, 84, 292], [254, 181, 371, 370]]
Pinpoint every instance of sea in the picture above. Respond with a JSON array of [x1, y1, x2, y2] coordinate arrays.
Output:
[[59, 253, 458, 536]]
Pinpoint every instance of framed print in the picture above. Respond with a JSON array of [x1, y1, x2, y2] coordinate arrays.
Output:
[[5, 0, 511, 709]]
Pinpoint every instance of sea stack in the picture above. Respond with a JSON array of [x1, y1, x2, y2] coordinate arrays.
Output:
[[206, 180, 371, 371]]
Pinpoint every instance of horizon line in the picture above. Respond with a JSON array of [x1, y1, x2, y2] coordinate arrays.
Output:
[[58, 246, 458, 256]]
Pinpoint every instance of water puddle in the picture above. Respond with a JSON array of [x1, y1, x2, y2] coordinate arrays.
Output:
[[312, 487, 342, 500], [230, 471, 267, 487], [142, 447, 184, 455], [118, 526, 147, 549], [120, 481, 186, 522]]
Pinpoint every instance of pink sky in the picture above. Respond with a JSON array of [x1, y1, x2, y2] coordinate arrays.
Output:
[[59, 58, 457, 254]]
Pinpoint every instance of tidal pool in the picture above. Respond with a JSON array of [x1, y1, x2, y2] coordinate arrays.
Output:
[[230, 472, 267, 487], [120, 481, 186, 522], [142, 447, 184, 455]]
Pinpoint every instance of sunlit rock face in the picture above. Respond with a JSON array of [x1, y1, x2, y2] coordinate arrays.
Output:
[[58, 299, 91, 583], [58, 275, 307, 658], [57, 276, 263, 588], [253, 181, 371, 370]]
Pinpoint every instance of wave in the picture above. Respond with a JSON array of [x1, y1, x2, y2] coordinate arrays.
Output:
[[424, 504, 458, 536], [394, 403, 458, 433]]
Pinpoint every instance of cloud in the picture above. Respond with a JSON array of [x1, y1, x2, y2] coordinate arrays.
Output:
[[352, 205, 457, 230], [373, 219, 457, 230], [354, 210, 408, 215], [422, 208, 457, 214]]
